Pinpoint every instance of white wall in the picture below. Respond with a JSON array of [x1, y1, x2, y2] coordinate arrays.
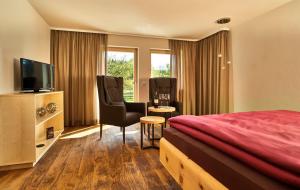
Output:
[[0, 0, 50, 94], [108, 34, 169, 102], [231, 0, 300, 112]]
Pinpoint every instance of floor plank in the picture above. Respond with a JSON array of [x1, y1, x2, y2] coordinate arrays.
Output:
[[0, 124, 180, 190]]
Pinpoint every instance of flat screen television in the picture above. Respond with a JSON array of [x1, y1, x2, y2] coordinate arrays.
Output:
[[20, 58, 54, 92]]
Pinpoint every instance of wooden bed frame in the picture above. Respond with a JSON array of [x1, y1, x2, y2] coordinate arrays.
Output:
[[160, 138, 228, 190]]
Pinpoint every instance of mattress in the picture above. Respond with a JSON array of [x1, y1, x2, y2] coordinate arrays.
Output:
[[168, 110, 300, 188], [164, 127, 298, 190]]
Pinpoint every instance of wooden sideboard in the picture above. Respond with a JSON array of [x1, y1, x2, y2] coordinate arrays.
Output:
[[0, 91, 64, 170]]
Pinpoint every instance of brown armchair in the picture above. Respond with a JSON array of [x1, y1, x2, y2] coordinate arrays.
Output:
[[147, 77, 183, 118], [97, 75, 145, 143]]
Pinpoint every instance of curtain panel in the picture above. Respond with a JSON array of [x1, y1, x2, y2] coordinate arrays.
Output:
[[169, 30, 230, 115], [51, 30, 107, 126], [169, 40, 197, 115], [196, 31, 230, 115]]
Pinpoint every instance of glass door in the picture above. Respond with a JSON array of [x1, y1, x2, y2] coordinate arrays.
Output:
[[106, 47, 137, 102]]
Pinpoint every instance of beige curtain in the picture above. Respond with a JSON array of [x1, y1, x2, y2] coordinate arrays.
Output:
[[196, 31, 229, 115], [169, 40, 197, 115], [51, 30, 107, 126]]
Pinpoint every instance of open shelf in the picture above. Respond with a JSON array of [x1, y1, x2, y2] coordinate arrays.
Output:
[[0, 91, 64, 171], [36, 110, 63, 126], [35, 130, 64, 163]]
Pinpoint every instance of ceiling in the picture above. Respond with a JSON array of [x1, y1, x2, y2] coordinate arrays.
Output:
[[29, 0, 291, 40]]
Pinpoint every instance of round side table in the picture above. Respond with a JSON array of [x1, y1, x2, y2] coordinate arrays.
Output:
[[148, 106, 176, 127], [140, 116, 165, 149], [148, 106, 176, 113]]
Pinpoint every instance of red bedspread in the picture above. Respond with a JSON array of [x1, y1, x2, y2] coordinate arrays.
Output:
[[168, 110, 300, 187]]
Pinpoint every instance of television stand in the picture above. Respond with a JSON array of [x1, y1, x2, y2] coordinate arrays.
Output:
[[0, 91, 64, 171]]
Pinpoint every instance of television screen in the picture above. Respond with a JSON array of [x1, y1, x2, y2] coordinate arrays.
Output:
[[20, 58, 54, 92]]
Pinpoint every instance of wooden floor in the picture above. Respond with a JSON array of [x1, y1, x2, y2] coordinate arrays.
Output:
[[0, 124, 181, 190]]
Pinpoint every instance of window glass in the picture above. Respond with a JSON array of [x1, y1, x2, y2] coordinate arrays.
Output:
[[107, 50, 135, 102], [151, 50, 171, 77]]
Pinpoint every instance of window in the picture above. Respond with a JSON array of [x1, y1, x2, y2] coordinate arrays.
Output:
[[151, 49, 171, 77], [106, 47, 137, 102]]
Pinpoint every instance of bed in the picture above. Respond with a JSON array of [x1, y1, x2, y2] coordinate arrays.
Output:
[[160, 110, 300, 190]]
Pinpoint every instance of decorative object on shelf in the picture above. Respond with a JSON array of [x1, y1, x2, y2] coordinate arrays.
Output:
[[46, 126, 54, 139], [36, 107, 47, 117], [46, 103, 57, 114]]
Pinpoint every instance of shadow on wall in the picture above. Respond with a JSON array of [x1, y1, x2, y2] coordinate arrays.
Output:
[[14, 58, 21, 91]]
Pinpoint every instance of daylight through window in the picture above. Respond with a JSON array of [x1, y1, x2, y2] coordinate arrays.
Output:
[[106, 48, 136, 102], [151, 50, 171, 77]]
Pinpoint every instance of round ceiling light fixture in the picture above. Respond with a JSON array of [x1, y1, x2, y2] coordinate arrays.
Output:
[[216, 17, 231, 24]]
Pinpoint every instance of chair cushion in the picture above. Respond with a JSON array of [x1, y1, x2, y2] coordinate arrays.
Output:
[[126, 112, 143, 126]]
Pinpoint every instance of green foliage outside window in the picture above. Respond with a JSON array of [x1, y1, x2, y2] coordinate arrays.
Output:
[[151, 52, 171, 77], [151, 63, 170, 77], [107, 56, 134, 102]]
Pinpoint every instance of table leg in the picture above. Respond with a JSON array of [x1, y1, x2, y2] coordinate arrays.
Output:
[[161, 123, 164, 137], [164, 112, 167, 128], [152, 124, 154, 147], [148, 124, 150, 139], [140, 122, 143, 149]]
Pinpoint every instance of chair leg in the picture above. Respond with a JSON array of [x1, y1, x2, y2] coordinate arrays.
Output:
[[122, 126, 125, 144], [100, 123, 103, 139]]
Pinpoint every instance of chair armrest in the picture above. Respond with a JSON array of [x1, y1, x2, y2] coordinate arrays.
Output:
[[147, 102, 153, 108], [101, 104, 126, 126], [125, 102, 145, 115], [174, 101, 183, 115]]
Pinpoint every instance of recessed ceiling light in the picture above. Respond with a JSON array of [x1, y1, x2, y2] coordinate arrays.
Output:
[[216, 17, 231, 24]]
